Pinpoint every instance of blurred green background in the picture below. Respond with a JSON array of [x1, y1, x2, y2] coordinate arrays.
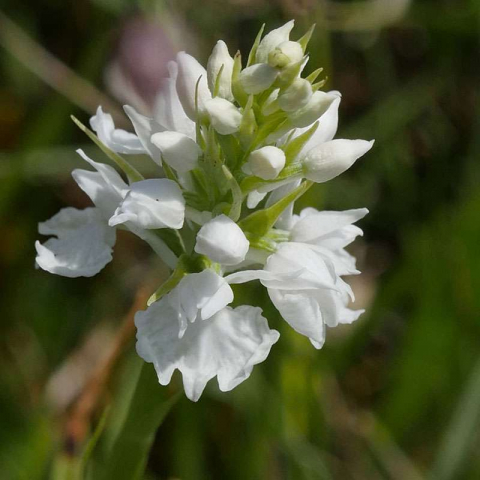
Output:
[[1, 0, 480, 479]]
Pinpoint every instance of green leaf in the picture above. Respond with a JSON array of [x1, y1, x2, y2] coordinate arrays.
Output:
[[430, 355, 480, 480], [283, 120, 319, 165], [239, 180, 313, 236], [71, 116, 144, 183], [297, 24, 316, 52], [222, 165, 243, 222], [247, 23, 265, 67], [232, 52, 248, 107], [100, 362, 180, 480]]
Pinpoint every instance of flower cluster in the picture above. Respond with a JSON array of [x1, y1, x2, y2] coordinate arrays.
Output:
[[35, 21, 373, 401]]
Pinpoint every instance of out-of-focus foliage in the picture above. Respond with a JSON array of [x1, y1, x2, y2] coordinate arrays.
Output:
[[1, 0, 479, 479]]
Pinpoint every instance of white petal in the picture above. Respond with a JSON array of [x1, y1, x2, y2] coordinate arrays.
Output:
[[207, 40, 234, 101], [109, 179, 185, 230], [204, 98, 242, 135], [167, 270, 234, 337], [247, 190, 267, 209], [291, 208, 368, 244], [153, 62, 196, 139], [265, 242, 340, 291], [124, 105, 164, 163], [36, 207, 115, 278], [135, 301, 279, 401], [239, 64, 278, 95], [90, 106, 145, 154], [256, 20, 295, 63], [303, 139, 374, 183], [278, 78, 312, 113], [176, 52, 212, 120], [73, 149, 128, 218], [288, 91, 340, 129], [268, 288, 325, 348], [194, 215, 249, 266], [246, 146, 286, 180], [296, 94, 341, 158], [151, 131, 201, 173]]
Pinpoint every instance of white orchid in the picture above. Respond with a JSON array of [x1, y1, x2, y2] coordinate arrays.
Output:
[[36, 21, 374, 401]]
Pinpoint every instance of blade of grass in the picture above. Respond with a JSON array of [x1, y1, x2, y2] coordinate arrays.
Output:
[[100, 362, 180, 480], [430, 356, 480, 480]]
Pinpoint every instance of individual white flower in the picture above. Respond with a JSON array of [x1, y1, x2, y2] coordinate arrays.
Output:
[[35, 207, 116, 278], [73, 149, 178, 268], [167, 269, 234, 337], [239, 63, 278, 95], [227, 242, 356, 349], [302, 139, 374, 183], [135, 299, 279, 401], [194, 214, 249, 265], [244, 146, 286, 180], [268, 40, 304, 68], [207, 40, 234, 101], [176, 51, 212, 120], [278, 78, 312, 112], [150, 131, 201, 172], [90, 106, 145, 154], [109, 179, 185, 230], [204, 97, 242, 135], [226, 208, 367, 348], [255, 20, 295, 64]]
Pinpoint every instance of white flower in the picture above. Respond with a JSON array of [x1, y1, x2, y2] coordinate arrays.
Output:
[[135, 299, 279, 401], [90, 106, 145, 154], [167, 269, 234, 337], [278, 78, 312, 112], [150, 131, 201, 173], [109, 179, 185, 230], [176, 51, 212, 120], [302, 139, 374, 183], [226, 208, 367, 348], [239, 63, 278, 94], [204, 97, 242, 135], [245, 146, 286, 180], [255, 20, 295, 64], [35, 207, 116, 278], [207, 40, 234, 101], [195, 215, 249, 266], [268, 40, 304, 68]]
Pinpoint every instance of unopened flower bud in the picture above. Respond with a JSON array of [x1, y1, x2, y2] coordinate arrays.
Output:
[[205, 98, 242, 135], [288, 91, 340, 128], [239, 63, 277, 94], [268, 41, 304, 69], [278, 78, 312, 112], [302, 139, 374, 183], [151, 131, 201, 173], [194, 214, 249, 265], [207, 40, 234, 101], [256, 20, 294, 64], [246, 146, 286, 180]]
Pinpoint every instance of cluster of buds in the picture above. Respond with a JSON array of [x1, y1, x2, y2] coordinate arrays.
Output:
[[35, 21, 373, 401]]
